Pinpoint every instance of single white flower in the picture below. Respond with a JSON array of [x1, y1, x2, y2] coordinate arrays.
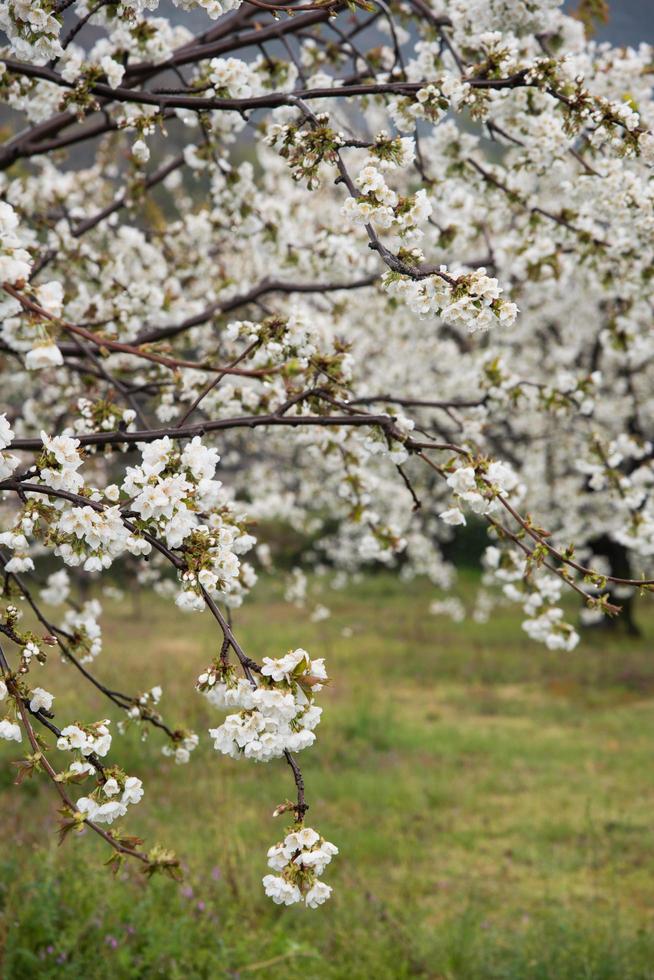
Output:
[[132, 139, 150, 164], [29, 687, 54, 713], [446, 467, 477, 494], [439, 507, 466, 526], [0, 719, 21, 742], [305, 880, 332, 908], [25, 342, 63, 370]]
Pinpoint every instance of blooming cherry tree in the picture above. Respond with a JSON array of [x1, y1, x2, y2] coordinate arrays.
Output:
[[0, 0, 652, 905]]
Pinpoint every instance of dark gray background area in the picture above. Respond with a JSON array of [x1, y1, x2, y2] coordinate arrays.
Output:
[[563, 0, 653, 45]]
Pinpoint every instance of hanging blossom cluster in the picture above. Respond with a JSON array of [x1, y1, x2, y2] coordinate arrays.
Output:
[[439, 460, 523, 526], [264, 826, 338, 908], [482, 546, 580, 651], [199, 649, 333, 903], [202, 648, 326, 761], [0, 0, 652, 904]]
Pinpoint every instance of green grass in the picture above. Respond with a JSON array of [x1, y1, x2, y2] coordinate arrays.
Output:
[[1, 574, 654, 978]]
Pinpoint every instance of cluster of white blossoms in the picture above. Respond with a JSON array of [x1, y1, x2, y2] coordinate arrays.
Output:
[[192, 0, 243, 20], [429, 597, 466, 623], [0, 425, 257, 614], [40, 569, 71, 606], [223, 310, 322, 371], [130, 0, 244, 22], [161, 731, 199, 765], [24, 285, 64, 369], [389, 76, 472, 132], [57, 719, 112, 757], [0, 0, 63, 65], [203, 648, 325, 762], [362, 412, 415, 467], [264, 116, 346, 190], [263, 826, 338, 908], [55, 507, 132, 573], [382, 267, 519, 332], [73, 398, 136, 437], [62, 600, 103, 664], [522, 607, 580, 652], [208, 57, 256, 100], [365, 134, 416, 172], [343, 165, 432, 240], [200, 648, 332, 904], [343, 165, 399, 230], [0, 201, 32, 285], [76, 772, 144, 825], [479, 546, 581, 649], [0, 413, 18, 483], [441, 0, 562, 43], [439, 460, 521, 527], [121, 435, 256, 608], [0, 679, 21, 741], [39, 431, 84, 493], [0, 203, 65, 367], [0, 529, 33, 573]]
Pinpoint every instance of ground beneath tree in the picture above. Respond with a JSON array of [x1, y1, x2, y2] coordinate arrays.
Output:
[[1, 573, 653, 979]]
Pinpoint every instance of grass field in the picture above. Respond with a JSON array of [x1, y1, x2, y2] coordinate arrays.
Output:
[[1, 573, 654, 979]]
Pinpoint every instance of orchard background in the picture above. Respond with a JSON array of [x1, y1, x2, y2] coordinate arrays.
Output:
[[2, 573, 654, 980], [2, 572, 654, 977]]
